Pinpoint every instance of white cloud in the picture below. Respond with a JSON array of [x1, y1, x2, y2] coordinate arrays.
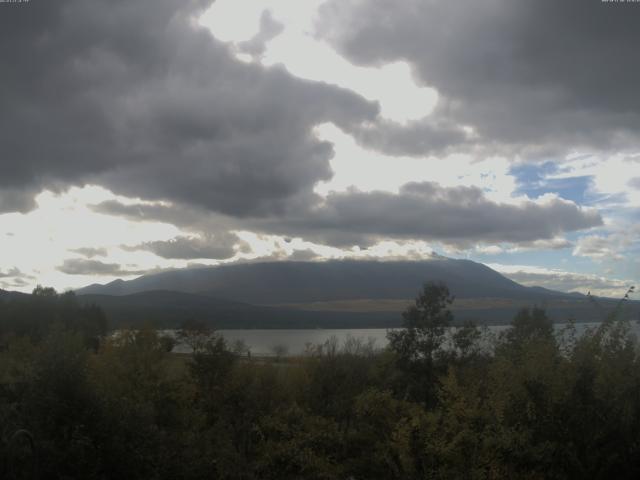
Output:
[[474, 237, 573, 255], [551, 153, 640, 208], [0, 187, 181, 292], [0, 0, 635, 296], [487, 263, 633, 298], [199, 0, 438, 123], [232, 232, 436, 263], [313, 122, 518, 202], [573, 228, 638, 261]]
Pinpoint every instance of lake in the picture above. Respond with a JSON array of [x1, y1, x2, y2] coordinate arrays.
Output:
[[166, 321, 640, 356]]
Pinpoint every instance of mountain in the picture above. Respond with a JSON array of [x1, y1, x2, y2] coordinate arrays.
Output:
[[77, 258, 566, 304], [71, 258, 640, 327], [0, 289, 28, 301], [4, 260, 637, 328]]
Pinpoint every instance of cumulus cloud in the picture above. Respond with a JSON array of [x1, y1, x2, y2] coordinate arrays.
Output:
[[0, 267, 33, 280], [261, 183, 602, 247], [92, 200, 201, 227], [348, 117, 471, 157], [57, 259, 149, 276], [93, 183, 601, 249], [514, 237, 575, 251], [0, 277, 32, 290], [287, 248, 321, 262], [317, 0, 640, 156], [0, 0, 634, 292], [0, 268, 20, 279], [574, 236, 622, 261], [475, 237, 573, 255], [237, 10, 284, 58], [124, 233, 243, 260], [0, 0, 377, 215], [573, 228, 638, 261], [231, 247, 321, 264], [489, 264, 633, 298], [0, 188, 38, 214], [0, 268, 36, 290], [69, 247, 108, 259]]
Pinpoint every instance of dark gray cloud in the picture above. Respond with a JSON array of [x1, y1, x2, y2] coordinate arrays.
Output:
[[58, 259, 149, 276], [261, 182, 603, 247], [349, 117, 470, 157], [95, 181, 602, 249], [69, 247, 108, 258], [0, 277, 31, 290], [92, 200, 245, 242], [2, 0, 610, 254], [92, 200, 206, 227], [238, 10, 284, 58], [0, 0, 377, 215], [0, 268, 36, 290], [287, 248, 320, 262], [0, 188, 38, 214], [124, 233, 242, 260], [317, 0, 640, 156], [0, 267, 30, 279]]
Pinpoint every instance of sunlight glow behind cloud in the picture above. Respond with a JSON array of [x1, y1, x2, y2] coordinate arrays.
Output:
[[0, 0, 636, 294], [198, 0, 438, 123]]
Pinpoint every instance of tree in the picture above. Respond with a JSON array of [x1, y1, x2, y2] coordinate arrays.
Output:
[[0, 287, 107, 345], [387, 282, 454, 406], [178, 319, 213, 354], [270, 344, 289, 361], [503, 306, 553, 347]]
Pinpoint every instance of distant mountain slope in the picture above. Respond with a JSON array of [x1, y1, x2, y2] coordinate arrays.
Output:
[[77, 258, 568, 304], [72, 259, 640, 327], [0, 289, 28, 301]]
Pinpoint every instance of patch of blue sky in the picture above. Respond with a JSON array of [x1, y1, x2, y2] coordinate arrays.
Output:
[[509, 161, 559, 181], [593, 205, 637, 225], [521, 176, 593, 203], [509, 161, 599, 204]]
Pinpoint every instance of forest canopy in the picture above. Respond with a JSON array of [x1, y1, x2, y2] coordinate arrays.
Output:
[[1, 283, 639, 479]]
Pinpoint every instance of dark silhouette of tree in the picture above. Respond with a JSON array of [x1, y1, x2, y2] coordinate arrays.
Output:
[[3, 282, 640, 479], [387, 282, 454, 406], [504, 306, 554, 345], [178, 318, 214, 354], [0, 286, 107, 346]]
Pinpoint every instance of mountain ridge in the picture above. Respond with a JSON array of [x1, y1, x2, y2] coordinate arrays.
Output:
[[4, 258, 638, 327], [76, 258, 578, 304]]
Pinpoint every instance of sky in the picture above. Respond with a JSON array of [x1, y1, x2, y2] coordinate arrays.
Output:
[[0, 0, 638, 297]]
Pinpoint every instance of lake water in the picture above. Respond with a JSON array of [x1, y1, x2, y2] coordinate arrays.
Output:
[[166, 321, 640, 356]]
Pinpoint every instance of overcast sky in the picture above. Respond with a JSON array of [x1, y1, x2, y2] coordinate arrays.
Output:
[[0, 0, 638, 297]]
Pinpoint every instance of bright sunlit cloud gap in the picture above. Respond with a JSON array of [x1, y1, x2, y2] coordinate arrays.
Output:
[[198, 0, 438, 123]]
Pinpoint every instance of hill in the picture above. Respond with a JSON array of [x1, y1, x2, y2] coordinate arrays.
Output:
[[72, 259, 640, 327], [77, 258, 564, 303], [0, 289, 28, 301]]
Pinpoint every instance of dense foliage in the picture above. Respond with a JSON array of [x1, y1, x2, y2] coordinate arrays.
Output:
[[0, 287, 107, 347], [1, 284, 640, 479]]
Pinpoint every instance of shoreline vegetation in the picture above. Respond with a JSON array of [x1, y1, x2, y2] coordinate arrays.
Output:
[[2, 284, 640, 479]]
